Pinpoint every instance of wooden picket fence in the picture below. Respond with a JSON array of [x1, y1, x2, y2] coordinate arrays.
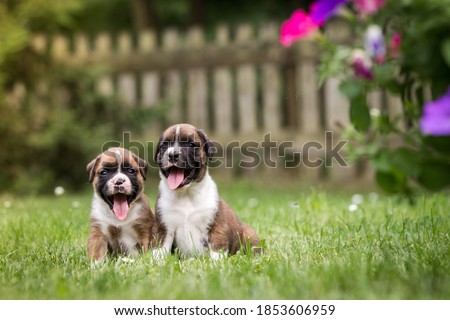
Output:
[[25, 22, 406, 181]]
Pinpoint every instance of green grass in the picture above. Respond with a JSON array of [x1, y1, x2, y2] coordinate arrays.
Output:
[[0, 180, 449, 299]]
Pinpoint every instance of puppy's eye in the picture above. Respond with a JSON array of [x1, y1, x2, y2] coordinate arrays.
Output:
[[99, 170, 108, 176], [159, 142, 169, 150], [188, 142, 198, 148], [128, 168, 136, 175]]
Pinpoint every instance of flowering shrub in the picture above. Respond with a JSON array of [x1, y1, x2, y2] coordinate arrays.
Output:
[[280, 10, 318, 46], [280, 0, 450, 195], [420, 88, 450, 136]]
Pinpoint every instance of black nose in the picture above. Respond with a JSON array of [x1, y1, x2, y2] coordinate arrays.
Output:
[[115, 178, 125, 185], [168, 151, 180, 162]]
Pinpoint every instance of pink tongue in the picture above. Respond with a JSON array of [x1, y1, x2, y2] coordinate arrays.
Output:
[[167, 167, 185, 190], [113, 194, 129, 221]]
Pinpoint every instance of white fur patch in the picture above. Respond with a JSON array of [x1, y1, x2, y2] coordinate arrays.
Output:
[[156, 172, 219, 257], [152, 247, 169, 261], [90, 193, 143, 255], [106, 172, 132, 194], [173, 125, 181, 151], [167, 146, 175, 155], [210, 250, 227, 261]]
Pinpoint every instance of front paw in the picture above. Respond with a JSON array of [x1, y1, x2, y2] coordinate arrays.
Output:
[[89, 257, 106, 269], [152, 248, 168, 261], [210, 250, 228, 261]]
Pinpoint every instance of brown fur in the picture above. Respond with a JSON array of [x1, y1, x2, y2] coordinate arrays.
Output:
[[87, 147, 147, 185], [155, 124, 261, 256], [86, 148, 156, 261], [87, 222, 108, 261], [154, 123, 212, 185], [208, 199, 261, 255]]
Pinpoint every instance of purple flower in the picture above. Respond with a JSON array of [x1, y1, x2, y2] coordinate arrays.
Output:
[[310, 0, 348, 25], [364, 25, 386, 64], [420, 87, 450, 136], [351, 49, 373, 80]]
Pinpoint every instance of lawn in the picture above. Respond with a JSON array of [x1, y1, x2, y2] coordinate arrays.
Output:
[[0, 180, 449, 299]]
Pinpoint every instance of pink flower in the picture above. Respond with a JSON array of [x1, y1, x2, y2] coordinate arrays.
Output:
[[354, 0, 386, 15], [280, 9, 319, 47], [351, 49, 374, 80], [389, 32, 401, 58]]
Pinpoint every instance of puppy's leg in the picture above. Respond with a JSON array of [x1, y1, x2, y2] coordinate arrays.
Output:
[[152, 232, 174, 260], [241, 224, 262, 254], [209, 248, 228, 261], [88, 226, 108, 261], [133, 220, 151, 254], [208, 231, 230, 260], [136, 239, 149, 255]]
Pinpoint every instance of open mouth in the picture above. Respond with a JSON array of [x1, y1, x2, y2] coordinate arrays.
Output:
[[166, 166, 195, 190], [106, 193, 133, 221]]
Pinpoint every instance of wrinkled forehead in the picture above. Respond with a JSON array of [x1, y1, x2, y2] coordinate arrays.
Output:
[[98, 149, 137, 167], [162, 124, 199, 142]]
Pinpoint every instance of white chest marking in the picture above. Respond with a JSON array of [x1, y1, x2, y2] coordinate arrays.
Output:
[[157, 173, 218, 257], [90, 193, 142, 255]]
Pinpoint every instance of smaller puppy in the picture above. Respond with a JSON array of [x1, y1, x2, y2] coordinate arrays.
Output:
[[153, 123, 261, 259], [86, 147, 155, 261]]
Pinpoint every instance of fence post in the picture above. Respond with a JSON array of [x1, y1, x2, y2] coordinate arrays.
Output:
[[51, 34, 69, 61], [297, 40, 320, 135], [236, 24, 257, 134], [6, 82, 26, 111], [117, 32, 137, 107], [74, 33, 89, 61], [387, 93, 405, 131], [368, 90, 382, 111], [325, 77, 349, 130], [295, 39, 323, 180], [324, 18, 354, 181], [31, 34, 48, 55], [186, 27, 208, 130], [213, 25, 233, 136], [162, 29, 182, 124], [94, 33, 114, 96], [260, 23, 281, 133], [50, 35, 70, 109], [138, 30, 160, 108]]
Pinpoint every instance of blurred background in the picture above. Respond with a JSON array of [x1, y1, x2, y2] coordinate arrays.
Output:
[[0, 0, 378, 195]]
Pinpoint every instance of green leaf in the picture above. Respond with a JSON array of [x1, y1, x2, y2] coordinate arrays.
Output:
[[339, 80, 364, 101], [390, 148, 421, 178], [371, 149, 392, 172], [375, 170, 404, 193], [372, 148, 420, 178], [424, 136, 450, 155], [418, 162, 450, 191], [350, 95, 371, 131], [441, 38, 450, 68], [383, 80, 402, 94], [317, 46, 351, 85], [373, 62, 397, 83]]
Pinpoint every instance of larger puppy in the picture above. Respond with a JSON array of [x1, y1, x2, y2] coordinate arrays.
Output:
[[153, 123, 261, 259], [87, 147, 156, 261]]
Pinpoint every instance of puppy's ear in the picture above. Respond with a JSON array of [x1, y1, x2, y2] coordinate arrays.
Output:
[[133, 154, 148, 181], [86, 157, 99, 183], [196, 129, 214, 161], [153, 135, 163, 164]]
